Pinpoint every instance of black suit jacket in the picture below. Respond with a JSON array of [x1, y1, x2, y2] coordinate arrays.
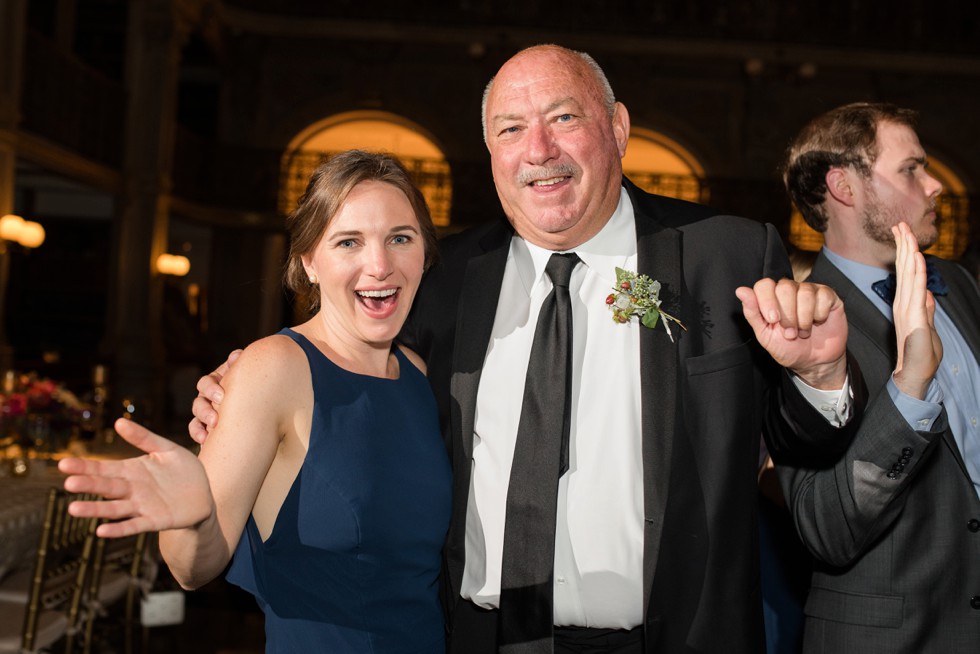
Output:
[[778, 251, 980, 653], [402, 179, 859, 653]]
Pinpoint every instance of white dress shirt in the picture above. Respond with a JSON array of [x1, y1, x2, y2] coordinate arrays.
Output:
[[464, 188, 644, 628]]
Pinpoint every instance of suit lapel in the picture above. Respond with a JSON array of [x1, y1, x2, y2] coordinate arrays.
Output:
[[629, 183, 682, 615], [444, 226, 511, 603], [810, 253, 897, 368], [812, 254, 980, 370], [450, 228, 511, 463]]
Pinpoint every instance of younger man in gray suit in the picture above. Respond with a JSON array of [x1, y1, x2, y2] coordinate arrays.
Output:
[[781, 102, 980, 653]]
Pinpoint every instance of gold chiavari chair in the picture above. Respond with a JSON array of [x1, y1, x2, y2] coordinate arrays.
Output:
[[0, 488, 99, 654], [81, 530, 156, 654]]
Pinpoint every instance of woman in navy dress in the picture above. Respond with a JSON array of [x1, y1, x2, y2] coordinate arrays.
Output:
[[59, 151, 452, 653]]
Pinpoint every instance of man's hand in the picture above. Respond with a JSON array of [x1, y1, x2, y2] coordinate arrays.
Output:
[[736, 278, 848, 389], [188, 349, 242, 444], [891, 222, 942, 398]]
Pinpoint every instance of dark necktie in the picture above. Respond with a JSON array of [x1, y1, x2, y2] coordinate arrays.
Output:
[[498, 252, 580, 654], [871, 260, 949, 305]]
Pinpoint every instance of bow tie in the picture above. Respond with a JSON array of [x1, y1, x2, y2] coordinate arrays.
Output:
[[871, 260, 949, 305]]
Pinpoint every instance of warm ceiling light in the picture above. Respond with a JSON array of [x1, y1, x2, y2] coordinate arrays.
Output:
[[0, 215, 45, 248], [156, 253, 191, 276], [0, 214, 25, 242], [17, 221, 45, 248]]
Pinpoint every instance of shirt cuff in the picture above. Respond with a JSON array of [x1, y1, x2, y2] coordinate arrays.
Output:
[[886, 376, 943, 431], [791, 372, 853, 427]]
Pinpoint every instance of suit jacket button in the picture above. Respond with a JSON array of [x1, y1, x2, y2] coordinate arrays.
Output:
[[972, 596, 980, 610], [968, 519, 980, 533], [902, 447, 914, 456]]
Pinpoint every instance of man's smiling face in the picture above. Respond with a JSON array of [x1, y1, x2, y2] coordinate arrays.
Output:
[[484, 46, 630, 251]]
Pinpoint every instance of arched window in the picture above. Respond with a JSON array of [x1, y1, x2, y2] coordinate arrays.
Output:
[[280, 111, 452, 226], [789, 155, 970, 259], [622, 128, 705, 203]]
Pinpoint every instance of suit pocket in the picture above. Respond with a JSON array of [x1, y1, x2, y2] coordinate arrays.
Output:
[[682, 340, 758, 467], [684, 340, 752, 377], [805, 586, 904, 628]]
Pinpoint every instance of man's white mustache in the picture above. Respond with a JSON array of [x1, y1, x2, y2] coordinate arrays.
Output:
[[517, 164, 578, 186]]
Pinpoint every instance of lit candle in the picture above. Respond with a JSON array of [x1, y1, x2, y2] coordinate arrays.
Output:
[[3, 370, 14, 393]]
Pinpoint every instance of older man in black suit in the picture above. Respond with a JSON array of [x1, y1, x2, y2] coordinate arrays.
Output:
[[396, 46, 860, 653]]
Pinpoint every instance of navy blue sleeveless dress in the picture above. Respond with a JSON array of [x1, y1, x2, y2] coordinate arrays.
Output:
[[226, 328, 452, 653]]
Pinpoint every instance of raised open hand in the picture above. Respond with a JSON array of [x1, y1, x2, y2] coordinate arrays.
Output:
[[891, 222, 942, 399]]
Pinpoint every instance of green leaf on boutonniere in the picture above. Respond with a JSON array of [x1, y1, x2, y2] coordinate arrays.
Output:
[[641, 308, 661, 329]]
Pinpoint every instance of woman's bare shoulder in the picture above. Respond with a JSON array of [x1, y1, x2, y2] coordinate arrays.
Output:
[[219, 332, 309, 401], [237, 332, 306, 370]]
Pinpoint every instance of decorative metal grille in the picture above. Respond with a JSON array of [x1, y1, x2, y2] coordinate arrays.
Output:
[[280, 151, 453, 227], [625, 171, 708, 204]]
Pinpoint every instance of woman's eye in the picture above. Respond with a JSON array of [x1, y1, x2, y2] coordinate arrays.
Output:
[[339, 239, 356, 248], [392, 235, 410, 245]]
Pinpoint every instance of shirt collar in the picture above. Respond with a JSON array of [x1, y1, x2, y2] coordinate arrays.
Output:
[[512, 187, 637, 294], [821, 246, 893, 317]]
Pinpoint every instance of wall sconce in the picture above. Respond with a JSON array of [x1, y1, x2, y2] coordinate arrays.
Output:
[[156, 253, 191, 276], [0, 214, 45, 249], [0, 215, 22, 241]]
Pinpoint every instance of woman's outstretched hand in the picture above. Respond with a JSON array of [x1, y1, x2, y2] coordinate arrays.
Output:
[[59, 418, 214, 538]]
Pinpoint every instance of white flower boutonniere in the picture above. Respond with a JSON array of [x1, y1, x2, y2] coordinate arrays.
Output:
[[605, 267, 687, 342]]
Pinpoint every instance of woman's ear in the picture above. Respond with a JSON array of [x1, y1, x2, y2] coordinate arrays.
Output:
[[300, 255, 316, 282]]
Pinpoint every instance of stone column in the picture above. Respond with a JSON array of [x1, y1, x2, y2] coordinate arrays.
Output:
[[107, 0, 194, 428]]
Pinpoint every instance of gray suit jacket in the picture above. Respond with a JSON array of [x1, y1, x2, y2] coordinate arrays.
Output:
[[779, 251, 980, 653]]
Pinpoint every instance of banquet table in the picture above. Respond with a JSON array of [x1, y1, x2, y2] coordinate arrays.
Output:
[[0, 461, 65, 583], [0, 434, 145, 583]]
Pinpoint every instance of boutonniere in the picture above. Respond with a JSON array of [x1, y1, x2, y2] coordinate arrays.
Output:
[[605, 267, 687, 342]]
